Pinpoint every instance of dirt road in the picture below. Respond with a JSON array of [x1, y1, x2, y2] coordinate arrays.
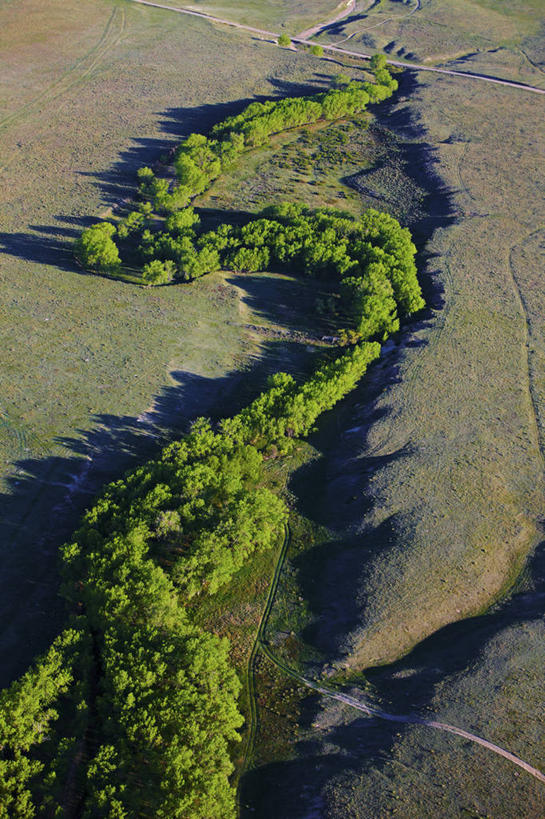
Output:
[[127, 0, 545, 95], [296, 0, 356, 41]]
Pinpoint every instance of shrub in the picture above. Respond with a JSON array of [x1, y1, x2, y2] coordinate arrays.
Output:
[[142, 258, 177, 285], [75, 222, 121, 273]]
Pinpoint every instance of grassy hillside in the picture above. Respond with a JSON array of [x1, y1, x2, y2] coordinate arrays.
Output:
[[311, 0, 545, 87], [244, 25, 545, 819]]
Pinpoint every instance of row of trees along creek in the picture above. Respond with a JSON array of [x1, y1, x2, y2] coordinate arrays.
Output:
[[0, 58, 426, 816], [0, 342, 387, 817], [74, 63, 422, 344]]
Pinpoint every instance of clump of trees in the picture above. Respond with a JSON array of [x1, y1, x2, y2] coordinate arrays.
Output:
[[75, 222, 120, 274], [0, 624, 91, 815], [0, 331, 383, 815], [134, 202, 424, 340], [75, 63, 399, 279]]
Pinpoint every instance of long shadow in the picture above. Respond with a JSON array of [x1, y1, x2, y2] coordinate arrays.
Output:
[[365, 535, 545, 711], [0, 324, 323, 690], [79, 78, 332, 208], [241, 68, 462, 813]]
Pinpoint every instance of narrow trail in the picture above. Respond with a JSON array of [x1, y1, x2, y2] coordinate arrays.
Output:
[[296, 0, 356, 41], [329, 0, 421, 46], [125, 0, 545, 95], [508, 228, 545, 465], [240, 523, 545, 798]]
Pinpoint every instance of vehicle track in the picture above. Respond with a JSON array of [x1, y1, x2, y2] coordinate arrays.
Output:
[[126, 0, 545, 95], [508, 227, 545, 464], [243, 524, 545, 794], [0, 7, 125, 147]]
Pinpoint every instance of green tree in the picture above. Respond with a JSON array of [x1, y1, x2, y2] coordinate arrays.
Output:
[[310, 44, 324, 57], [117, 210, 146, 240], [142, 259, 176, 285], [165, 207, 200, 235], [370, 53, 388, 71], [75, 223, 121, 274], [277, 33, 291, 47]]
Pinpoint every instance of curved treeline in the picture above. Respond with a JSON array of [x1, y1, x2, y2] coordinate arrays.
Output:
[[0, 58, 426, 817], [137, 203, 424, 339], [75, 57, 397, 279], [0, 342, 383, 817], [74, 62, 422, 342]]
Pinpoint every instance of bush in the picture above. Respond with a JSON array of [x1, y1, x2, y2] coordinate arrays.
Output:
[[310, 44, 324, 57], [278, 33, 291, 47], [75, 222, 121, 273], [142, 258, 177, 285]]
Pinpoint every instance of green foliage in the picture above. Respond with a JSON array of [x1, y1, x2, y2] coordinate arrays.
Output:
[[75, 77, 403, 281], [370, 53, 388, 71], [75, 222, 121, 273], [165, 206, 200, 235], [142, 259, 176, 285], [116, 210, 146, 240], [310, 44, 324, 57], [0, 625, 90, 818], [226, 245, 270, 273], [187, 204, 423, 337], [277, 33, 291, 47]]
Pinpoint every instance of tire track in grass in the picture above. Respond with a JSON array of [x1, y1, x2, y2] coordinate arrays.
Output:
[[0, 6, 126, 164], [508, 227, 545, 465], [245, 525, 545, 789]]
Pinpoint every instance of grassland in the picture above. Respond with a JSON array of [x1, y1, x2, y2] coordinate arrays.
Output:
[[2, 0, 545, 815], [312, 0, 545, 87]]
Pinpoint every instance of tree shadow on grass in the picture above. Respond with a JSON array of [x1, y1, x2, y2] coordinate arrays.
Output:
[[78, 78, 333, 209], [0, 331, 317, 689]]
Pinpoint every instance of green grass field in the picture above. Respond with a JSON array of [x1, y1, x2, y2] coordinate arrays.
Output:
[[2, 0, 545, 815]]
